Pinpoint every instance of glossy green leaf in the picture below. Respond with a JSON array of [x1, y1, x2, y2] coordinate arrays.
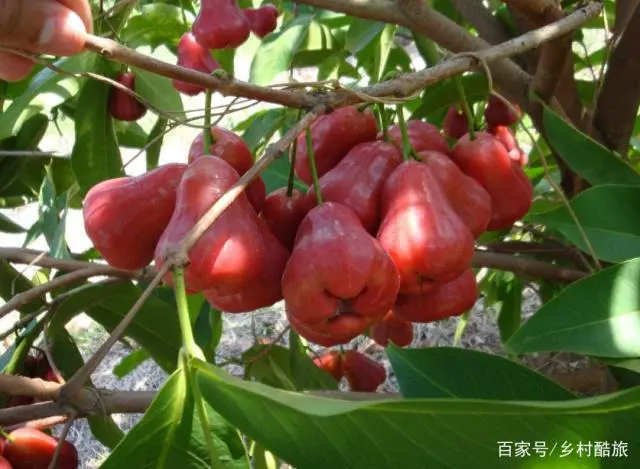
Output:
[[345, 18, 385, 55], [250, 15, 314, 85], [194, 303, 222, 363], [146, 117, 168, 170], [114, 121, 148, 149], [506, 257, 640, 358], [0, 259, 45, 315], [113, 348, 151, 378], [262, 156, 305, 193], [493, 272, 523, 344], [243, 344, 337, 391], [240, 108, 286, 153], [196, 361, 639, 469], [133, 67, 184, 119], [0, 54, 93, 141], [120, 4, 188, 49], [50, 281, 182, 372], [412, 74, 489, 120], [533, 185, 640, 262], [288, 331, 339, 390], [38, 170, 70, 259], [47, 327, 124, 448], [0, 212, 25, 233], [543, 106, 640, 186], [387, 346, 574, 400], [101, 368, 250, 469], [71, 57, 124, 193]]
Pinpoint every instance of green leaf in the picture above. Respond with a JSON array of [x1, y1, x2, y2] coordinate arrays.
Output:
[[47, 327, 124, 448], [120, 4, 188, 49], [387, 346, 574, 400], [250, 15, 314, 85], [543, 106, 640, 186], [101, 367, 250, 469], [240, 108, 286, 153], [146, 117, 168, 170], [133, 67, 184, 119], [289, 331, 339, 390], [71, 57, 124, 193], [0, 259, 45, 315], [194, 303, 222, 362], [493, 272, 523, 344], [374, 24, 396, 82], [506, 257, 640, 358], [38, 170, 70, 259], [113, 348, 151, 378], [262, 156, 305, 193], [50, 282, 182, 372], [196, 361, 640, 469], [0, 54, 93, 141], [0, 212, 25, 233], [114, 121, 148, 149], [411, 74, 489, 120], [533, 185, 640, 263], [345, 18, 385, 55]]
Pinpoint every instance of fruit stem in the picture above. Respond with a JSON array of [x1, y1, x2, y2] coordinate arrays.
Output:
[[172, 267, 205, 360], [395, 104, 412, 161], [203, 89, 214, 150], [454, 75, 475, 140], [182, 354, 224, 469], [306, 127, 323, 205], [286, 111, 301, 198], [378, 104, 389, 141]]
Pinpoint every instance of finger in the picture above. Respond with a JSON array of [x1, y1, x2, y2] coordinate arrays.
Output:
[[0, 1, 88, 56], [0, 52, 35, 82], [56, 0, 93, 33]]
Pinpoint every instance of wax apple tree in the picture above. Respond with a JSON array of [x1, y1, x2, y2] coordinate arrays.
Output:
[[0, 0, 639, 468]]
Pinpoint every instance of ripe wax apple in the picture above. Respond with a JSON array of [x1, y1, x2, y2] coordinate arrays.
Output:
[[260, 188, 311, 250], [387, 120, 449, 155], [282, 203, 400, 345], [189, 127, 266, 212], [172, 32, 220, 96], [294, 106, 378, 185], [154, 156, 288, 311], [244, 4, 279, 38], [451, 132, 533, 231], [312, 351, 343, 381], [416, 150, 491, 238], [108, 72, 146, 122], [287, 309, 369, 346], [342, 350, 386, 392], [0, 456, 11, 469], [442, 106, 469, 140], [393, 269, 478, 323], [377, 160, 474, 295], [193, 0, 250, 49], [489, 125, 528, 167], [484, 95, 521, 127], [4, 428, 78, 469], [305, 141, 402, 233], [83, 164, 187, 271], [370, 311, 413, 347]]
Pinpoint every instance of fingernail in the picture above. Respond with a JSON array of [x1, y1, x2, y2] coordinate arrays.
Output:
[[38, 12, 86, 55]]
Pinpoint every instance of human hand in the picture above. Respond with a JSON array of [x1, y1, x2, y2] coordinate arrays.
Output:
[[0, 0, 93, 81]]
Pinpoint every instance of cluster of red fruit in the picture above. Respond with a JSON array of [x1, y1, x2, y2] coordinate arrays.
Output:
[[83, 96, 532, 352], [0, 352, 78, 469], [107, 1, 280, 122]]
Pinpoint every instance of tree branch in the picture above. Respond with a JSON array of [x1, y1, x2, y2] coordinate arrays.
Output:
[[473, 251, 586, 283], [0, 266, 136, 320], [593, 4, 640, 155], [0, 247, 144, 277], [449, 0, 511, 45]]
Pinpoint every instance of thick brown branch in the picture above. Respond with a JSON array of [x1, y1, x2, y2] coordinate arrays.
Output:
[[593, 4, 640, 155], [449, 0, 511, 45], [473, 251, 586, 283]]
